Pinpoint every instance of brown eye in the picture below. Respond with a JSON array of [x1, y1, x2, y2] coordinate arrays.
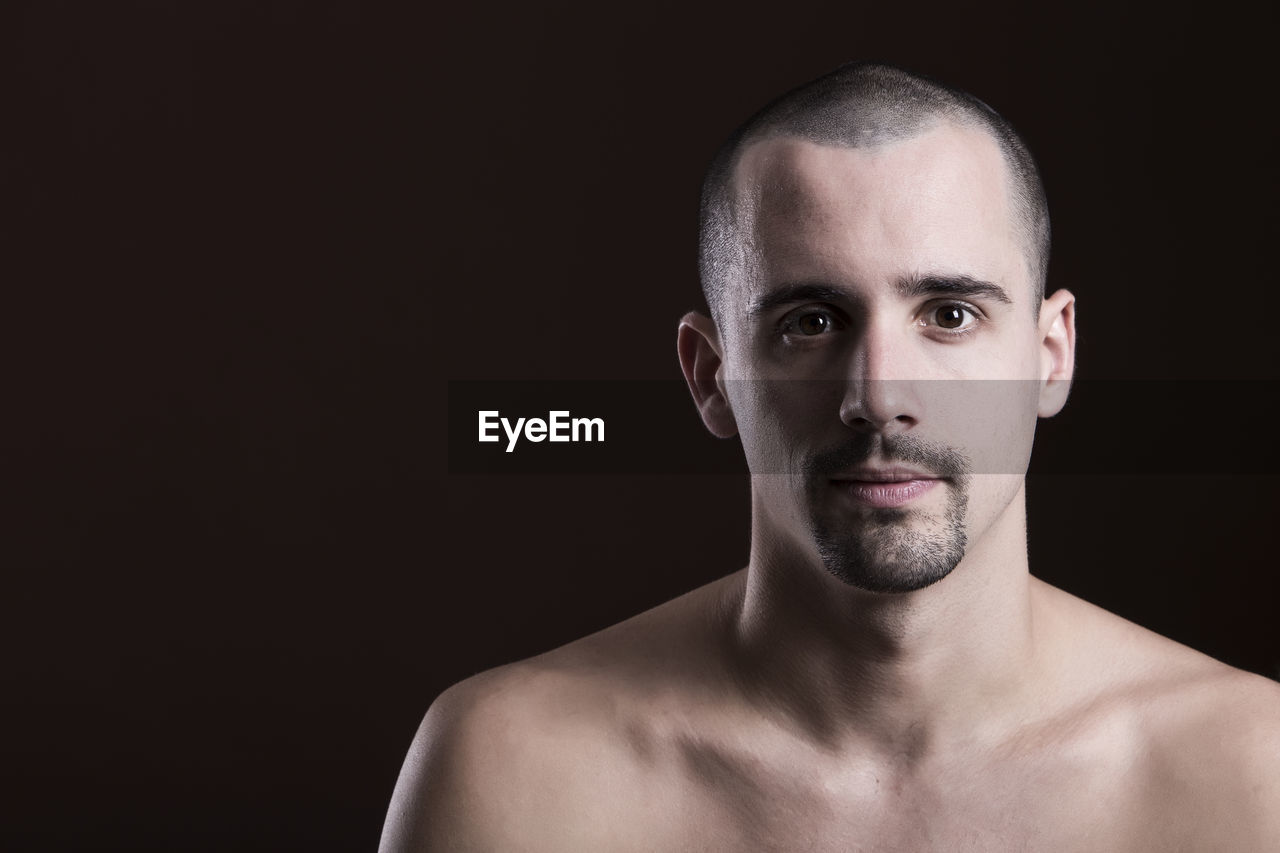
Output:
[[935, 305, 966, 329], [778, 306, 844, 340], [796, 312, 831, 335], [926, 303, 980, 333]]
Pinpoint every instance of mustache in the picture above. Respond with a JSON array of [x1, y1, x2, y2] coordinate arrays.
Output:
[[803, 433, 972, 482]]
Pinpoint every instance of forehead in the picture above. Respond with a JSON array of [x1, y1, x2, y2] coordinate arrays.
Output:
[[730, 125, 1026, 302]]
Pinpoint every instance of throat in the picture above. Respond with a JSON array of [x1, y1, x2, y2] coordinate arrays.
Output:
[[725, 530, 1041, 754]]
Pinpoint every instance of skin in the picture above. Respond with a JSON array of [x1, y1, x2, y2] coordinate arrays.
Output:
[[382, 123, 1280, 852]]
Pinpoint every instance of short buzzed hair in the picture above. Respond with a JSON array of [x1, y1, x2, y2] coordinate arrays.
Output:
[[698, 62, 1050, 328]]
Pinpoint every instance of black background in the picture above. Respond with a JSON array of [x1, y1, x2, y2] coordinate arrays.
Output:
[[5, 2, 1277, 850]]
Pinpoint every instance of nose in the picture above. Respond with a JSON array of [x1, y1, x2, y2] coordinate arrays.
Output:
[[838, 318, 923, 436]]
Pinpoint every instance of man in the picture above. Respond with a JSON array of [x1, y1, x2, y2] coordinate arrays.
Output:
[[383, 63, 1280, 851]]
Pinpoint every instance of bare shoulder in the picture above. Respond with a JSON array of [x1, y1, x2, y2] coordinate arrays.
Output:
[[378, 660, 619, 852], [379, 573, 740, 853], [1141, 663, 1280, 848], [1037, 582, 1280, 847]]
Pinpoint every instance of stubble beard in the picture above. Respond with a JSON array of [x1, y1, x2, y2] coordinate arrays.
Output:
[[810, 483, 969, 593], [802, 435, 972, 594]]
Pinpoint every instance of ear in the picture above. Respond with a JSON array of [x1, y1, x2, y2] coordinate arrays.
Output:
[[677, 311, 738, 438], [1037, 288, 1076, 417]]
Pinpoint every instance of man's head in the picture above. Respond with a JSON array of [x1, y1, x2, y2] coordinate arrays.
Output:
[[678, 63, 1075, 594], [699, 62, 1051, 335]]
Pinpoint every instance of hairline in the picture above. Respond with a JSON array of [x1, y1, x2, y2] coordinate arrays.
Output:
[[697, 64, 1051, 337], [723, 119, 1038, 323]]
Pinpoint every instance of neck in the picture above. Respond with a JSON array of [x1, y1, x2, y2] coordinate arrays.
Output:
[[725, 479, 1046, 760]]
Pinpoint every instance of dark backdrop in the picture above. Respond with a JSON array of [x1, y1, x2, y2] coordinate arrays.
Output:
[[5, 2, 1276, 850]]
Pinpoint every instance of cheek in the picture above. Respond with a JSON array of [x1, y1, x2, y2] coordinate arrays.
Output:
[[723, 378, 775, 473], [726, 378, 843, 475], [926, 379, 1039, 475], [962, 473, 1028, 532]]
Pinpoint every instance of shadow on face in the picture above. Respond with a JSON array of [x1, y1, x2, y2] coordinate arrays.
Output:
[[717, 125, 1049, 590]]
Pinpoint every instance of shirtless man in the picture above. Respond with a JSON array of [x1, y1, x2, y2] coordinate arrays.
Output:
[[383, 63, 1280, 851]]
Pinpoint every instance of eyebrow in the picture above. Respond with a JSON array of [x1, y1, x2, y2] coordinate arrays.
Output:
[[747, 273, 1013, 316], [898, 273, 1013, 305], [747, 283, 848, 317]]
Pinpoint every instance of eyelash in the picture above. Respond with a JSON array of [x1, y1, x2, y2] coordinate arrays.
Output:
[[774, 302, 984, 341], [776, 307, 845, 338], [922, 301, 983, 338]]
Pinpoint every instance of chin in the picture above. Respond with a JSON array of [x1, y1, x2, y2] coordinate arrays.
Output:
[[816, 539, 966, 594], [809, 499, 969, 594]]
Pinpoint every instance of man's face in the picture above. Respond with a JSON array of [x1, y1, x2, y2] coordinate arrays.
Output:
[[720, 124, 1046, 592]]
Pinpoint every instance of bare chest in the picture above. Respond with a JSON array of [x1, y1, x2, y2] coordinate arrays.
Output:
[[619, 740, 1147, 853]]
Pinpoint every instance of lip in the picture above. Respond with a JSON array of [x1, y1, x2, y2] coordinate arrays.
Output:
[[830, 473, 943, 508], [833, 466, 937, 483]]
